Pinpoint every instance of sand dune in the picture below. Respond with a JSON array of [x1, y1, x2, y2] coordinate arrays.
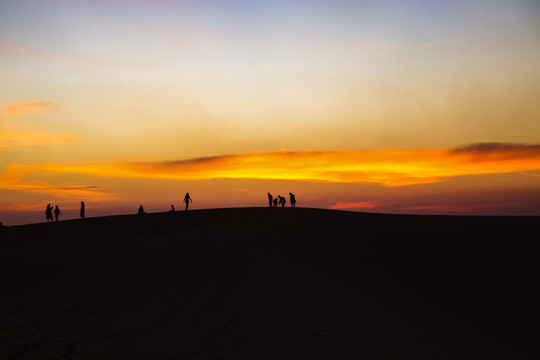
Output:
[[0, 208, 538, 359]]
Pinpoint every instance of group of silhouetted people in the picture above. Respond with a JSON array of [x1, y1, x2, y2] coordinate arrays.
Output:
[[45, 204, 62, 222], [267, 192, 296, 208], [40, 191, 298, 224], [137, 193, 193, 215], [42, 194, 195, 223], [44, 201, 85, 223]]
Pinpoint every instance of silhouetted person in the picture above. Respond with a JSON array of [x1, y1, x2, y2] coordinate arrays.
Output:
[[138, 205, 146, 215], [273, 198, 278, 207], [289, 192, 296, 208], [278, 195, 286, 207], [267, 193, 273, 208], [80, 201, 85, 220], [183, 193, 192, 211], [0, 221, 4, 228], [54, 205, 62, 222], [170, 204, 175, 212], [45, 204, 53, 223]]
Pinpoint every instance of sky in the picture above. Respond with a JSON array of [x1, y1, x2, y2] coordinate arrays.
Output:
[[1, 0, 540, 225]]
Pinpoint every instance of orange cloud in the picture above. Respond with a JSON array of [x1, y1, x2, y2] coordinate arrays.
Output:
[[402, 201, 536, 213], [2, 102, 55, 117], [0, 130, 84, 148], [330, 201, 382, 210], [0, 169, 111, 200], [3, 143, 540, 186], [0, 181, 112, 200]]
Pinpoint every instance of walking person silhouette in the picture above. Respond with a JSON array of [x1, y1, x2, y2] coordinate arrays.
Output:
[[80, 201, 85, 220], [183, 193, 192, 211], [54, 205, 62, 222], [289, 192, 296, 208], [267, 193, 273, 208], [45, 204, 53, 223]]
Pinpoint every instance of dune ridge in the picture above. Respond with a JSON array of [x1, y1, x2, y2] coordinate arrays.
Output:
[[1, 208, 539, 359]]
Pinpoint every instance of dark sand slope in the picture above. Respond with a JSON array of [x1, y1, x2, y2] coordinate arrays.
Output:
[[1, 208, 539, 359]]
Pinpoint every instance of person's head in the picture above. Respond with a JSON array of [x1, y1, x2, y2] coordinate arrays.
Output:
[[289, 192, 292, 195]]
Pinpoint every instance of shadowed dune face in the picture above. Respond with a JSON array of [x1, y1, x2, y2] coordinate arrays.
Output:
[[0, 208, 539, 359]]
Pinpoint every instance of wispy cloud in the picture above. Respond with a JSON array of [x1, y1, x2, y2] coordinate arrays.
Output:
[[0, 41, 71, 63], [2, 102, 56, 118], [0, 69, 20, 78], [0, 130, 84, 148], [0, 166, 112, 199], [521, 171, 540, 178], [3, 143, 540, 186], [330, 201, 384, 210], [401, 201, 539, 214], [315, 41, 440, 52], [452, 143, 540, 160], [342, 41, 439, 51], [0, 40, 154, 68]]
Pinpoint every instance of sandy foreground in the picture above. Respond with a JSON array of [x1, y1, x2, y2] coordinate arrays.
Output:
[[0, 208, 538, 359]]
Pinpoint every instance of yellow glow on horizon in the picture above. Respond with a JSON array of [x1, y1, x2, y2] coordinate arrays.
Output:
[[3, 147, 540, 189]]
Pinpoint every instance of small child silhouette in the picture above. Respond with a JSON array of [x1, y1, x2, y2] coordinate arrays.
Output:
[[54, 205, 62, 222]]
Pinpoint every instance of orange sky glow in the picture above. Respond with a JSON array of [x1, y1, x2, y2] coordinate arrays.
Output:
[[3, 145, 540, 187]]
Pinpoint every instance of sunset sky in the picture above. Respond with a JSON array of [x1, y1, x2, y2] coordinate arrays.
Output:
[[1, 0, 540, 225]]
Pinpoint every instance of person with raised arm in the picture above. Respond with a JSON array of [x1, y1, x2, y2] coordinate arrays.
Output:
[[183, 193, 192, 211]]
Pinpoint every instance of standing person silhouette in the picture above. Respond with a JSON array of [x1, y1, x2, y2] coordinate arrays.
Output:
[[80, 201, 85, 220], [138, 205, 146, 214], [45, 204, 53, 223], [54, 205, 62, 222], [183, 192, 192, 211], [267, 193, 273, 208], [289, 192, 296, 208], [170, 204, 175, 212]]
